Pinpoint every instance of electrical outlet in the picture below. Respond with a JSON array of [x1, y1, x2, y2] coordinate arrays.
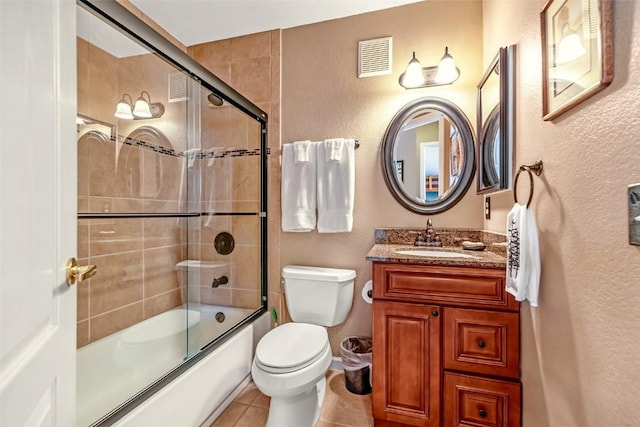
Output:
[[485, 197, 491, 220]]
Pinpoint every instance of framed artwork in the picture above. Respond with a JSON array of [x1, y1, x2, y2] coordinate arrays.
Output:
[[541, 0, 613, 121]]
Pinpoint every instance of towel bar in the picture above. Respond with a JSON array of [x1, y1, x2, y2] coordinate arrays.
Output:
[[513, 160, 543, 207]]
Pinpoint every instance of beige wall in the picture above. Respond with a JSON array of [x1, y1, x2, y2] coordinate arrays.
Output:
[[281, 1, 484, 355], [483, 0, 640, 425]]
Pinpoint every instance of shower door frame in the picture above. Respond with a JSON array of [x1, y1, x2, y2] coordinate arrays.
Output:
[[77, 0, 269, 425]]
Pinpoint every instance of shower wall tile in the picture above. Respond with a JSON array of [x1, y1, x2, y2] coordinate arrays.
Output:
[[232, 245, 260, 290], [231, 289, 260, 309], [270, 30, 281, 57], [89, 251, 144, 316], [77, 320, 89, 348], [78, 220, 89, 259], [77, 277, 89, 322], [143, 246, 182, 298], [230, 57, 271, 104], [90, 302, 144, 342], [188, 39, 231, 70], [231, 32, 271, 61], [232, 156, 260, 201], [199, 286, 232, 306], [89, 219, 143, 256], [231, 216, 260, 246], [143, 218, 183, 249], [144, 289, 182, 319], [232, 201, 261, 213]]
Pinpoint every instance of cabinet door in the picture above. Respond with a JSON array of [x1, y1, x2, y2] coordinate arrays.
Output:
[[372, 300, 441, 427]]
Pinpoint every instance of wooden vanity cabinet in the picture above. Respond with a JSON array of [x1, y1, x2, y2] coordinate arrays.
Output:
[[371, 262, 521, 427]]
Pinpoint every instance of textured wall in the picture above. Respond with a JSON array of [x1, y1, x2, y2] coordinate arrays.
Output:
[[281, 1, 484, 355], [483, 0, 640, 425]]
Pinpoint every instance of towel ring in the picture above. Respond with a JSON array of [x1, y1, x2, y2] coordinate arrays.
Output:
[[513, 160, 543, 208]]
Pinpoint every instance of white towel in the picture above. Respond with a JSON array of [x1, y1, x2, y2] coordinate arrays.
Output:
[[317, 139, 355, 233], [281, 142, 317, 232], [324, 138, 345, 162], [293, 140, 311, 164], [506, 203, 541, 306]]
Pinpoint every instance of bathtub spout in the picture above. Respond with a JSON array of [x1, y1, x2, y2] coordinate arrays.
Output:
[[211, 275, 229, 288]]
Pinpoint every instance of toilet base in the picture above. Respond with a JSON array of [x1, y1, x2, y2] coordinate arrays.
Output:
[[265, 376, 327, 427]]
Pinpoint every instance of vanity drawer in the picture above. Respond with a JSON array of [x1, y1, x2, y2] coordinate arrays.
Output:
[[444, 373, 521, 427], [372, 263, 517, 311], [443, 308, 519, 379]]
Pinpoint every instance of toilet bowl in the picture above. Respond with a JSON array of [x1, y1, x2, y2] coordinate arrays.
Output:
[[251, 265, 355, 427]]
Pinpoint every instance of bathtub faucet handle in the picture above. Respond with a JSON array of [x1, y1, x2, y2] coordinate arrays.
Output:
[[211, 275, 229, 288]]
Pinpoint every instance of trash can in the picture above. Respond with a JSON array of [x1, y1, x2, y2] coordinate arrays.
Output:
[[340, 336, 372, 395]]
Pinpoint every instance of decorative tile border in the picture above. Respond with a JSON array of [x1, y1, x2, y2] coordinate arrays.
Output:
[[115, 134, 270, 158]]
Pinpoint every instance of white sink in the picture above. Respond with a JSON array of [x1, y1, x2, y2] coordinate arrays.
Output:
[[395, 249, 478, 259]]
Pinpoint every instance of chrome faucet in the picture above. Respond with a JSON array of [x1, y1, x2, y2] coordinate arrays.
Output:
[[414, 218, 442, 247]]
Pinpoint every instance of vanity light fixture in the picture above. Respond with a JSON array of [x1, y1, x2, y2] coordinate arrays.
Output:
[[114, 91, 165, 120], [555, 24, 586, 65], [114, 94, 134, 119], [399, 47, 460, 89]]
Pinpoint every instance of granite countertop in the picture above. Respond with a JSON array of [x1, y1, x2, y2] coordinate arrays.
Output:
[[366, 227, 507, 269], [365, 244, 506, 269]]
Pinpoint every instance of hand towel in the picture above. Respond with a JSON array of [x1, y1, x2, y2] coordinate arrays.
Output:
[[506, 203, 541, 306], [281, 142, 317, 232], [324, 138, 345, 162], [293, 140, 311, 164], [317, 138, 355, 233]]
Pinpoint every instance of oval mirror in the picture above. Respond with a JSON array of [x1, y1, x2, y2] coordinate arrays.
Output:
[[381, 97, 475, 214]]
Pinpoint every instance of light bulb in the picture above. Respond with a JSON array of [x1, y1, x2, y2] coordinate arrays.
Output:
[[401, 52, 425, 88], [435, 47, 459, 84]]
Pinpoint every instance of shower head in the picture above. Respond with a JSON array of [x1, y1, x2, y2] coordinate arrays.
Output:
[[207, 92, 224, 107]]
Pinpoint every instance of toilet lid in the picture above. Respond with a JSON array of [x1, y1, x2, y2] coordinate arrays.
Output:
[[255, 323, 328, 373]]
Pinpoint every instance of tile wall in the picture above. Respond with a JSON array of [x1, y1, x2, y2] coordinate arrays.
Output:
[[77, 27, 277, 347], [188, 30, 284, 326]]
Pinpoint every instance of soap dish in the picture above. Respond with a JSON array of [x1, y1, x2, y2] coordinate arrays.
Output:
[[462, 241, 486, 251]]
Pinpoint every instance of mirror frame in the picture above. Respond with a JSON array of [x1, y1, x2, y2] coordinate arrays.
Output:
[[476, 45, 515, 194], [381, 97, 476, 215]]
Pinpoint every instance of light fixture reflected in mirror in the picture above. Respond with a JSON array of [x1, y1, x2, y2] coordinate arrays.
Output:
[[555, 24, 586, 65], [114, 91, 165, 120], [114, 94, 134, 119], [399, 47, 460, 89]]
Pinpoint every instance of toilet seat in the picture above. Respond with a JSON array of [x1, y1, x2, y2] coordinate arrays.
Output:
[[255, 323, 328, 374]]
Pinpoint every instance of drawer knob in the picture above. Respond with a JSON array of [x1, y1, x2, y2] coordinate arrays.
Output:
[[479, 409, 488, 418], [477, 339, 486, 349], [431, 310, 439, 317]]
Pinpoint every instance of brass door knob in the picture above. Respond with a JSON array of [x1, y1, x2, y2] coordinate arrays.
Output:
[[66, 257, 97, 286]]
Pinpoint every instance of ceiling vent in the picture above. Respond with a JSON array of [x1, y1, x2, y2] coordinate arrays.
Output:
[[358, 36, 392, 78], [168, 71, 188, 102]]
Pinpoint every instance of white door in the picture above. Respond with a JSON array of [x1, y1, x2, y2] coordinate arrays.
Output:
[[0, 0, 77, 425]]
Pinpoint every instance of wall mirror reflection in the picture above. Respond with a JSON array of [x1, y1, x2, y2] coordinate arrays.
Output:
[[382, 97, 475, 214], [476, 45, 515, 194]]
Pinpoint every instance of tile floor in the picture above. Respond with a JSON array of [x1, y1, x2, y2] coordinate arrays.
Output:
[[210, 370, 374, 427]]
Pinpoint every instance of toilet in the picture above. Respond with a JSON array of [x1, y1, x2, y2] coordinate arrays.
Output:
[[251, 265, 356, 427]]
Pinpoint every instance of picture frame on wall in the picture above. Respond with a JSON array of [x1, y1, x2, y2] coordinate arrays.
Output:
[[540, 0, 613, 121]]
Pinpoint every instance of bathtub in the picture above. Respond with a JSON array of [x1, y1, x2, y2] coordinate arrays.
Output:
[[77, 304, 269, 426]]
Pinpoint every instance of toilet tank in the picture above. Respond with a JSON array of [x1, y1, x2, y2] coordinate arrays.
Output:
[[282, 265, 355, 327]]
